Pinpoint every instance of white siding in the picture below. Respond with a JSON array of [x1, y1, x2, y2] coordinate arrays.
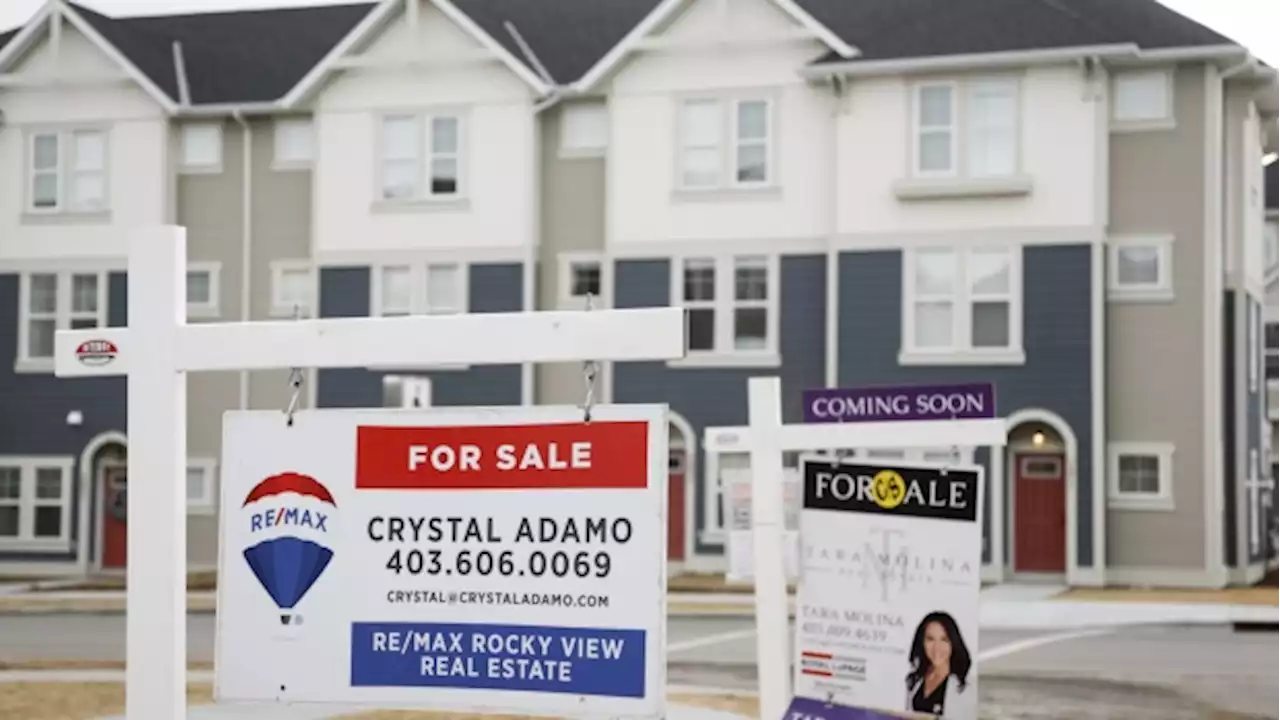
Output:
[[311, 0, 536, 256], [835, 66, 1101, 235], [0, 26, 168, 264], [606, 0, 834, 246]]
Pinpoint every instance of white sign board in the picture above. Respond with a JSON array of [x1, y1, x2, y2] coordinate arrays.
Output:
[[216, 405, 668, 718], [794, 457, 983, 720], [723, 468, 801, 582]]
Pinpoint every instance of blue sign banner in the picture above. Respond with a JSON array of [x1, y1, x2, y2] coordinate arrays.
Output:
[[803, 383, 996, 424], [783, 696, 904, 720], [350, 621, 646, 698]]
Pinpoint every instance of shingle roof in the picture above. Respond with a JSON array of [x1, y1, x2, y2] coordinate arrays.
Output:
[[0, 27, 17, 54]]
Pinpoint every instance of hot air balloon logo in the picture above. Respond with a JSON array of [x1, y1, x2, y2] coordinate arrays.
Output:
[[241, 471, 337, 625]]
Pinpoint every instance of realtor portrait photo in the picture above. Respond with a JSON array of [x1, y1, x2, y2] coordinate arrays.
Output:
[[903, 611, 974, 718]]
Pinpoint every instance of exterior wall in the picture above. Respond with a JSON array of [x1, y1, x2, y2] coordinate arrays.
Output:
[[605, 0, 834, 247], [310, 0, 536, 259], [536, 102, 608, 405], [1104, 64, 1209, 571], [611, 256, 826, 554], [836, 247, 1095, 569], [316, 265, 524, 407]]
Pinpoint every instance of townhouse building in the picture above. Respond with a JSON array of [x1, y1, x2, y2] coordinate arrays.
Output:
[[0, 0, 1275, 588]]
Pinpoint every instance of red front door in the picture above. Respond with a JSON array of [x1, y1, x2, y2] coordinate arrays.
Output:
[[102, 466, 128, 569], [1013, 453, 1066, 574], [668, 449, 686, 561]]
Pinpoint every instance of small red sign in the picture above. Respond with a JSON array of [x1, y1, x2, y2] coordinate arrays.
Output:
[[75, 339, 118, 366]]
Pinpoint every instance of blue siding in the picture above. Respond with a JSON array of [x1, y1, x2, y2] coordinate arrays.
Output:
[[316, 265, 523, 408], [0, 273, 128, 562], [612, 256, 827, 555], [836, 246, 1095, 568]]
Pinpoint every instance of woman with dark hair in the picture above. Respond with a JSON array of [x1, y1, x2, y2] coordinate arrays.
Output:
[[903, 611, 972, 717]]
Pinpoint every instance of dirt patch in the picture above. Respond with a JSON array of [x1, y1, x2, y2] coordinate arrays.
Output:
[[0, 594, 216, 614], [1058, 587, 1279, 606], [0, 682, 212, 720], [30, 571, 218, 593]]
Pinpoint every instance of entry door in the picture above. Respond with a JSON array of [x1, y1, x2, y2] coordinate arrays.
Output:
[[1013, 453, 1066, 574], [101, 465, 128, 569], [667, 449, 686, 561]]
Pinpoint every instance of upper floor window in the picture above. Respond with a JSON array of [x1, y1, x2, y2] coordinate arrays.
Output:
[[676, 97, 773, 191], [186, 459, 217, 515], [186, 262, 221, 319], [1107, 235, 1174, 302], [180, 123, 223, 173], [379, 113, 463, 202], [372, 263, 466, 317], [911, 79, 1018, 179], [273, 119, 314, 169], [560, 253, 603, 307], [1111, 70, 1174, 130], [17, 271, 107, 371], [0, 457, 73, 550], [560, 103, 609, 158], [270, 260, 314, 318], [27, 129, 108, 214], [673, 255, 778, 364], [901, 246, 1023, 364]]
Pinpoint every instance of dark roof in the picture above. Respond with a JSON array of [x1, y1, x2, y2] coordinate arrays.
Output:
[[1267, 160, 1278, 212], [0, 28, 17, 54], [802, 0, 1238, 64]]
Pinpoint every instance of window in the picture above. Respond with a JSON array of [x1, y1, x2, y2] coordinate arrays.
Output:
[[1112, 70, 1173, 128], [17, 271, 108, 370], [1107, 235, 1174, 301], [676, 97, 772, 190], [1266, 321, 1278, 381], [27, 129, 108, 213], [911, 79, 1018, 179], [1248, 302, 1259, 393], [560, 103, 609, 157], [0, 457, 73, 550], [372, 263, 466, 317], [379, 113, 464, 202], [180, 124, 223, 172], [270, 260, 314, 317], [186, 459, 217, 514], [1108, 442, 1175, 511], [383, 375, 432, 408], [273, 119, 314, 168], [674, 255, 778, 363], [560, 253, 603, 306], [902, 247, 1022, 363], [186, 262, 221, 319]]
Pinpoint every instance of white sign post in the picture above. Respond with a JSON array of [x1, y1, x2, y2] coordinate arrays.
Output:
[[52, 227, 686, 720], [742, 377, 1007, 720]]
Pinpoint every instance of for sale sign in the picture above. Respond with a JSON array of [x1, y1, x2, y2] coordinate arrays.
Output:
[[215, 406, 668, 719]]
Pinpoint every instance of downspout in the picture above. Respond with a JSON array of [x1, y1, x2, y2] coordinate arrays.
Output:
[[233, 110, 253, 411]]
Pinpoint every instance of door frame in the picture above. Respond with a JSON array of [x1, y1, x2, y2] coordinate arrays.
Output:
[[1007, 443, 1068, 580], [94, 457, 128, 575]]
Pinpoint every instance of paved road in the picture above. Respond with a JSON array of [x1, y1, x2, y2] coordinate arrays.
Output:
[[0, 614, 1275, 718]]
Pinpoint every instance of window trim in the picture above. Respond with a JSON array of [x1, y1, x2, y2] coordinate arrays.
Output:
[[559, 102, 610, 158], [375, 109, 469, 207], [272, 118, 314, 170], [1107, 442, 1175, 511], [1107, 234, 1174, 302], [383, 375, 434, 408], [730, 98, 773, 189], [673, 94, 777, 194], [1110, 68, 1176, 132], [900, 245, 1025, 366], [370, 262, 470, 317], [186, 458, 217, 515], [186, 261, 221, 319], [25, 127, 112, 216], [0, 456, 75, 552], [179, 123, 224, 174], [559, 252, 605, 308], [911, 81, 959, 179], [269, 260, 315, 318], [668, 254, 781, 369], [16, 270, 110, 374]]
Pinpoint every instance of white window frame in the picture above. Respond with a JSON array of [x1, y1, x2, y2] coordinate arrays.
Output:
[[272, 118, 314, 170], [559, 102, 609, 158], [26, 128, 111, 215], [900, 246, 1024, 365], [0, 456, 74, 552], [16, 270, 109, 373], [370, 263, 469, 317], [269, 260, 315, 318], [908, 78, 1022, 181], [186, 261, 221, 319], [911, 81, 959, 178], [376, 111, 467, 204], [1107, 234, 1174, 302], [1111, 69, 1175, 131], [1107, 442, 1175, 511], [669, 254, 780, 367], [186, 458, 217, 515], [559, 252, 605, 308], [179, 123, 224, 174], [730, 98, 773, 188], [674, 96, 775, 192], [383, 375, 433, 408]]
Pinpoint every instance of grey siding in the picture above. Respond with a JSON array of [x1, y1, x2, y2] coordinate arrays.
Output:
[[0, 273, 127, 562], [1224, 293, 1237, 566], [836, 247, 1095, 568], [612, 256, 827, 554], [316, 265, 524, 407], [1246, 297, 1265, 563]]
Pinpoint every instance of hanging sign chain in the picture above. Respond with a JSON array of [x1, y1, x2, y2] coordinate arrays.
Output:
[[581, 293, 601, 424], [284, 304, 306, 427]]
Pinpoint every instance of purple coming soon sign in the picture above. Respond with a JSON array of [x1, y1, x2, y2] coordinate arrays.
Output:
[[802, 383, 995, 424]]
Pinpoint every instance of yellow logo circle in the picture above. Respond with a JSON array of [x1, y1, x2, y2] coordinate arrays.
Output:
[[870, 470, 907, 509]]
